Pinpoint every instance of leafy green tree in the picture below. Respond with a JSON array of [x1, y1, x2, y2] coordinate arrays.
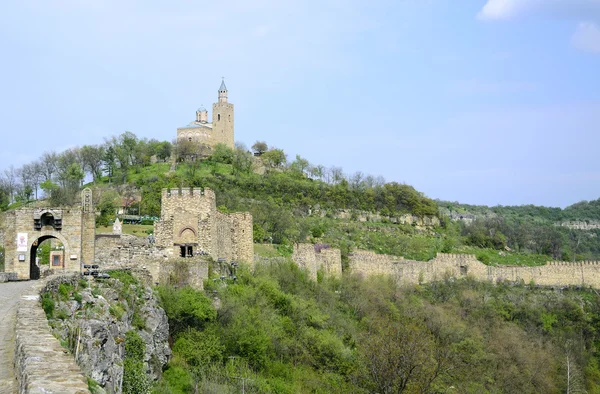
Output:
[[210, 143, 234, 164], [80, 145, 105, 182], [251, 141, 268, 155], [232, 146, 254, 175], [262, 149, 287, 168], [157, 286, 217, 336]]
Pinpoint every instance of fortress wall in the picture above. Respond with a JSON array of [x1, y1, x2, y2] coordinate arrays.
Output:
[[1, 211, 15, 273], [156, 259, 208, 290], [230, 212, 254, 266], [95, 234, 209, 289], [324, 249, 600, 289], [292, 244, 342, 280], [320, 248, 342, 277], [215, 211, 234, 260], [347, 250, 405, 277], [6, 208, 86, 279], [0, 211, 6, 251]]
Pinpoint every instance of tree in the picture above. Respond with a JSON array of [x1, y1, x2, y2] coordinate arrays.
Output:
[[251, 141, 268, 155], [2, 166, 17, 204], [210, 143, 234, 164], [156, 141, 172, 162], [80, 144, 105, 183], [359, 318, 436, 393], [232, 145, 254, 175], [290, 155, 310, 177], [262, 148, 287, 168], [40, 151, 58, 181]]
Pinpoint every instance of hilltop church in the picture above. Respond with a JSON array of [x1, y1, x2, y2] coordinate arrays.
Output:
[[176, 79, 234, 150]]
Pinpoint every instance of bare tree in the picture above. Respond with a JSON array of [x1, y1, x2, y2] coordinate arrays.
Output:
[[2, 166, 18, 203]]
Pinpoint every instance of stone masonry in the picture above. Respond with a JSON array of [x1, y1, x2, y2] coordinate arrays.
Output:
[[1, 188, 95, 280], [291, 243, 600, 289], [291, 244, 342, 280], [154, 187, 253, 266], [176, 79, 234, 150]]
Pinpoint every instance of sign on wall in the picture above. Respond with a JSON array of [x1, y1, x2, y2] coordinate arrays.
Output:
[[16, 233, 28, 252]]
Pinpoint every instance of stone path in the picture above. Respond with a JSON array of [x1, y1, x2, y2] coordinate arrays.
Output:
[[0, 281, 35, 394]]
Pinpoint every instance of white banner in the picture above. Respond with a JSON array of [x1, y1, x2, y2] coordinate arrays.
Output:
[[16, 233, 28, 252]]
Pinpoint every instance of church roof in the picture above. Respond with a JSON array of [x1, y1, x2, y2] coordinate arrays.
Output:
[[219, 79, 227, 91], [197, 106, 207, 112], [178, 122, 213, 130]]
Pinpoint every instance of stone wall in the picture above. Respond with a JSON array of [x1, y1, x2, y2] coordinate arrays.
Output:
[[4, 207, 89, 279], [291, 244, 342, 280], [15, 278, 90, 393], [556, 221, 600, 231], [95, 234, 208, 289], [1, 189, 95, 279], [0, 272, 17, 282], [345, 250, 600, 288]]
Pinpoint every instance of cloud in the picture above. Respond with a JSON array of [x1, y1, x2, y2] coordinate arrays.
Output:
[[572, 22, 600, 53]]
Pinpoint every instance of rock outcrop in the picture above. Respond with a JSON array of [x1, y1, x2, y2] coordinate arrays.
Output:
[[42, 272, 170, 394]]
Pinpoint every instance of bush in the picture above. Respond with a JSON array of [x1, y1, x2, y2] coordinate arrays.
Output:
[[41, 293, 55, 318], [123, 330, 149, 394], [157, 286, 217, 336]]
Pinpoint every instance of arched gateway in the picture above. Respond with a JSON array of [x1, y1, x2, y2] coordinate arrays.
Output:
[[1, 189, 95, 280]]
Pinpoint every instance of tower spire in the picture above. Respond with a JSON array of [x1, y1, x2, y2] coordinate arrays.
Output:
[[218, 77, 228, 103]]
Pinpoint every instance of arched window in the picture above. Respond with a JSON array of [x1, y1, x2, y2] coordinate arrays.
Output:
[[218, 114, 221, 121]]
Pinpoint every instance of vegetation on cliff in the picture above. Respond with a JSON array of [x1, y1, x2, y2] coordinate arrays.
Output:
[[153, 259, 600, 393], [42, 271, 170, 394]]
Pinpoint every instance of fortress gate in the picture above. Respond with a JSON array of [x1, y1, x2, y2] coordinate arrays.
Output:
[[0, 188, 95, 280]]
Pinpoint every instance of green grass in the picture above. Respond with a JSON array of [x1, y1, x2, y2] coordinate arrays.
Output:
[[453, 247, 550, 266], [254, 244, 284, 258], [96, 223, 154, 236]]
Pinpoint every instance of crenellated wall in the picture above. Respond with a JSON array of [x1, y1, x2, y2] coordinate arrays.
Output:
[[291, 244, 600, 289], [154, 187, 253, 266]]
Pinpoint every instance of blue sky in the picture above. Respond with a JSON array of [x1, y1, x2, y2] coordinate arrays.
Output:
[[1, 0, 599, 207]]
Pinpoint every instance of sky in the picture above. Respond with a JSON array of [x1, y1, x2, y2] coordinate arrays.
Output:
[[1, 0, 599, 208]]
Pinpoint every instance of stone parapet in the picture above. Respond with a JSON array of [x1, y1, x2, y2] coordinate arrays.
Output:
[[14, 279, 89, 393]]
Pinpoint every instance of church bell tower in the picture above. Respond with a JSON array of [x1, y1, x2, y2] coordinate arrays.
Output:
[[212, 78, 234, 148]]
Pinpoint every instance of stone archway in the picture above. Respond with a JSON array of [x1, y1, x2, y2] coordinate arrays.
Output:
[[0, 188, 96, 280], [28, 234, 70, 280]]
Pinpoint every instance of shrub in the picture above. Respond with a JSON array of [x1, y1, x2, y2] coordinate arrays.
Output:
[[41, 293, 55, 318], [122, 330, 149, 394]]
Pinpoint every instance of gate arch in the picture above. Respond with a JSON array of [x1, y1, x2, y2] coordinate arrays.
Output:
[[0, 188, 96, 280], [28, 232, 71, 280]]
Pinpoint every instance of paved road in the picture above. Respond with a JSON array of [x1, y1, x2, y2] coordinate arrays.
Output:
[[0, 281, 35, 394]]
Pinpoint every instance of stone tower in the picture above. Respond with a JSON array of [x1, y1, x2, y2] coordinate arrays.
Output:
[[212, 79, 234, 148]]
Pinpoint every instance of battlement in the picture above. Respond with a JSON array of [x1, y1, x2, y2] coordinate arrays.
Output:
[[546, 261, 600, 266], [435, 253, 478, 260], [162, 187, 215, 199]]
